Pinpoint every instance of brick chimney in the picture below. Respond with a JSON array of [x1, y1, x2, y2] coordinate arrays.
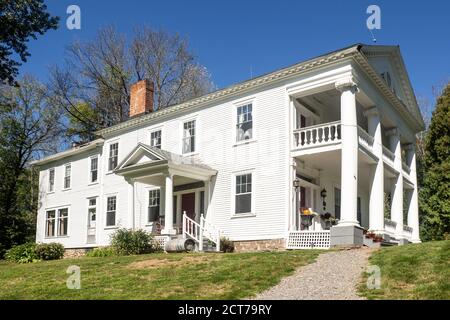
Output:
[[129, 79, 154, 117]]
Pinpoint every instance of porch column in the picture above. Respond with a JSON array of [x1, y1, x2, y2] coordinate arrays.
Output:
[[126, 178, 135, 230], [336, 77, 359, 227], [162, 174, 175, 235], [387, 128, 404, 241], [405, 144, 420, 242], [364, 107, 384, 233]]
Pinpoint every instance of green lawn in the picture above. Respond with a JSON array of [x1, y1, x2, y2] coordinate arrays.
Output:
[[0, 250, 319, 300], [359, 240, 450, 300]]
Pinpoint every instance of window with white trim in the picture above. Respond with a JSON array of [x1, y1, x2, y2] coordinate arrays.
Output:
[[235, 173, 252, 214], [63, 164, 71, 189], [106, 196, 116, 226], [150, 130, 162, 149], [182, 120, 196, 154], [148, 189, 160, 222], [57, 208, 68, 236], [45, 208, 68, 237], [236, 103, 253, 141], [108, 142, 118, 171], [90, 156, 98, 183], [46, 210, 56, 237], [48, 168, 55, 192]]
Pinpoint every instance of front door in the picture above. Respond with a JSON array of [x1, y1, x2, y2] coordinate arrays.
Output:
[[181, 192, 196, 220]]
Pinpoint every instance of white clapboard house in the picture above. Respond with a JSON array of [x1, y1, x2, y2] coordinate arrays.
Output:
[[32, 44, 424, 252]]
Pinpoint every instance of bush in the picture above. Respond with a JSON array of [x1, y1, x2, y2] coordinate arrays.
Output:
[[110, 229, 155, 255], [220, 237, 235, 253], [86, 246, 116, 257], [5, 243, 39, 263], [35, 243, 65, 260]]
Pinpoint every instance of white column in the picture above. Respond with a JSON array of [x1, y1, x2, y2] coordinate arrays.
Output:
[[387, 128, 404, 239], [204, 179, 210, 221], [364, 107, 385, 233], [405, 144, 420, 242], [126, 178, 135, 230], [162, 174, 175, 235], [336, 78, 359, 226]]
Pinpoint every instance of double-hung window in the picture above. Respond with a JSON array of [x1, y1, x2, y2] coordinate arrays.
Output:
[[45, 208, 68, 237], [106, 196, 116, 227], [182, 120, 196, 154], [48, 168, 55, 192], [148, 189, 160, 222], [235, 173, 252, 214], [236, 103, 253, 141], [57, 208, 68, 236], [90, 156, 98, 183], [46, 210, 56, 237], [64, 164, 71, 189], [108, 143, 118, 171], [150, 130, 162, 149]]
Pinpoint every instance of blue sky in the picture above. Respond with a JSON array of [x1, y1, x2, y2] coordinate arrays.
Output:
[[20, 0, 450, 105]]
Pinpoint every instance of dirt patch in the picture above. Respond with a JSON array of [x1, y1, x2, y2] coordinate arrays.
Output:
[[127, 254, 221, 270]]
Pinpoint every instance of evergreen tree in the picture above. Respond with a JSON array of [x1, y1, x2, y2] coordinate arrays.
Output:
[[419, 83, 450, 240]]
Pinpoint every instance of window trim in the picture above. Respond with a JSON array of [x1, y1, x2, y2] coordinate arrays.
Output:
[[105, 194, 118, 228], [107, 141, 119, 173], [149, 127, 163, 149], [181, 117, 199, 155], [147, 188, 161, 224], [47, 168, 55, 193], [62, 163, 71, 190], [233, 98, 256, 146], [44, 206, 70, 238], [231, 170, 256, 218], [89, 155, 99, 184]]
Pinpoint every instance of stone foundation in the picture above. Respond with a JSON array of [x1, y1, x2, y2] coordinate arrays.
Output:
[[64, 248, 90, 259], [233, 239, 285, 252]]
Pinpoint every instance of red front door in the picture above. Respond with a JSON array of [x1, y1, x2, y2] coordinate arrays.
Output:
[[181, 193, 196, 220]]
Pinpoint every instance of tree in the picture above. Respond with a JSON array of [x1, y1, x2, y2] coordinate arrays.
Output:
[[50, 26, 215, 142], [419, 82, 450, 241], [0, 76, 63, 256], [0, 0, 59, 85]]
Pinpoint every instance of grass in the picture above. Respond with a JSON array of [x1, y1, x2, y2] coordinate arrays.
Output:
[[0, 250, 319, 300], [359, 240, 450, 300]]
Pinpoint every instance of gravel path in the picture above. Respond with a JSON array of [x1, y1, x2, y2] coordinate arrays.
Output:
[[254, 248, 372, 300]]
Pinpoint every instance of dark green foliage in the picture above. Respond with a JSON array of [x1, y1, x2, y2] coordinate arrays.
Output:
[[86, 247, 116, 258], [4, 242, 38, 263], [419, 83, 450, 241], [110, 229, 156, 255], [220, 237, 235, 253], [0, 0, 59, 85], [35, 243, 65, 260]]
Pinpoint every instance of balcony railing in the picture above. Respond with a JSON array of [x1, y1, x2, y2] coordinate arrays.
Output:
[[402, 161, 411, 174], [293, 121, 341, 149], [358, 126, 374, 149], [382, 145, 395, 162], [403, 225, 413, 240], [384, 218, 397, 235]]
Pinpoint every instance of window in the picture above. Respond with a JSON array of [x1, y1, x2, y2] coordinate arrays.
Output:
[[235, 173, 252, 214], [150, 130, 162, 149], [88, 198, 96, 228], [148, 189, 160, 222], [236, 103, 253, 141], [108, 142, 119, 171], [48, 168, 55, 192], [334, 188, 341, 220], [57, 208, 68, 236], [106, 196, 116, 227], [46, 210, 56, 237], [182, 120, 196, 154], [90, 156, 98, 183], [63, 164, 71, 189]]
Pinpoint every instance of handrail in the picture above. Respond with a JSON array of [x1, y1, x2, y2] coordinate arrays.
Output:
[[402, 161, 411, 174], [382, 145, 395, 161], [357, 126, 374, 147], [293, 121, 341, 149], [183, 213, 201, 243], [292, 120, 341, 132], [183, 213, 221, 252]]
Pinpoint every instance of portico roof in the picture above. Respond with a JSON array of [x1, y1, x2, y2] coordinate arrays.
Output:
[[114, 143, 217, 181]]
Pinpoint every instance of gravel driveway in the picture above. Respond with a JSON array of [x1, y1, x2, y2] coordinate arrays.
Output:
[[254, 248, 372, 300]]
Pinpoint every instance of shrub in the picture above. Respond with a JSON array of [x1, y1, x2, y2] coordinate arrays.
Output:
[[5, 243, 39, 263], [35, 243, 65, 260], [86, 246, 116, 257], [110, 229, 155, 255], [220, 237, 235, 253]]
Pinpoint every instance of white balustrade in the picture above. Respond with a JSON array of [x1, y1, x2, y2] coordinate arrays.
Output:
[[293, 121, 341, 149]]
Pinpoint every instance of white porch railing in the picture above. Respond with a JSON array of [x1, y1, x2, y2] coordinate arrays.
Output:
[[182, 213, 220, 252], [402, 162, 411, 174], [384, 219, 397, 236], [287, 230, 331, 249], [403, 225, 413, 240], [358, 126, 374, 150], [293, 121, 341, 149], [383, 146, 395, 162]]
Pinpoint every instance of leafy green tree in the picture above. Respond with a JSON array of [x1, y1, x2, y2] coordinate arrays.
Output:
[[419, 83, 450, 241], [0, 76, 63, 256], [0, 0, 59, 85]]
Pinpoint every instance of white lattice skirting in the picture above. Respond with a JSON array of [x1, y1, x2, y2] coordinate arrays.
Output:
[[153, 236, 170, 250], [287, 231, 331, 249]]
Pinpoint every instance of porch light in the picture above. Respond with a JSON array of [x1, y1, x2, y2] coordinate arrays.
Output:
[[320, 188, 327, 198], [293, 178, 301, 189]]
